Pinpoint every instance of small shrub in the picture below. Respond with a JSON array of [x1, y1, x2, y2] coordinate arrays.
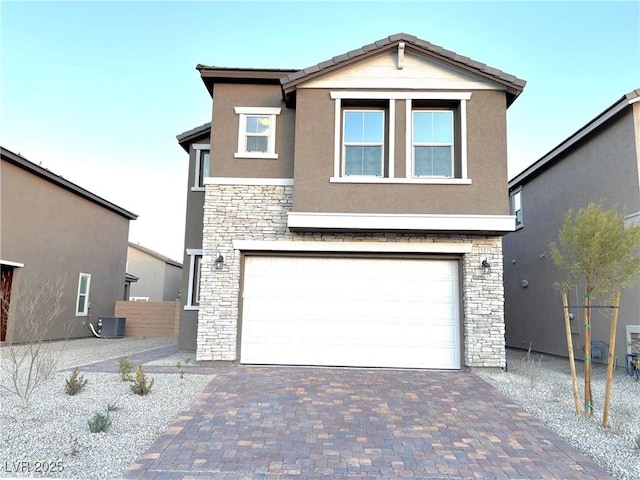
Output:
[[65, 368, 88, 396], [609, 405, 634, 434], [106, 401, 119, 413], [88, 412, 111, 433], [519, 343, 543, 388], [118, 357, 134, 382], [176, 358, 191, 381], [130, 365, 154, 396]]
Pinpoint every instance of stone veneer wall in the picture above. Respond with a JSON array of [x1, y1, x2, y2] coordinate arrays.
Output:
[[198, 183, 506, 368]]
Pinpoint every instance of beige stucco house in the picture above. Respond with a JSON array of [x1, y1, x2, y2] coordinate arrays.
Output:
[[177, 33, 526, 369]]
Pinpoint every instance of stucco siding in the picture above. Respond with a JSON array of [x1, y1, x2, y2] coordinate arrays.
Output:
[[504, 107, 640, 366], [291, 89, 509, 215], [1, 160, 130, 343], [210, 83, 294, 179]]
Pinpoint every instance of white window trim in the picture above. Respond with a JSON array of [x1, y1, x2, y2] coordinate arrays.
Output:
[[342, 109, 385, 177], [75, 273, 91, 317], [331, 91, 470, 183], [185, 249, 203, 310], [191, 143, 210, 191], [0, 260, 24, 268], [511, 188, 523, 229], [329, 177, 471, 185], [410, 108, 455, 178], [234, 107, 281, 159]]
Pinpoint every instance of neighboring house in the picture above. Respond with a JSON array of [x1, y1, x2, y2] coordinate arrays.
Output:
[[126, 242, 182, 302], [1, 146, 137, 343], [177, 33, 526, 369], [504, 90, 640, 368]]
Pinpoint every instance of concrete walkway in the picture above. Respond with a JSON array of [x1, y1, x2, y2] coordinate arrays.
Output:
[[116, 362, 613, 479]]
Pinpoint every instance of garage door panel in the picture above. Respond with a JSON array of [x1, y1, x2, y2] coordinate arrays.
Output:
[[241, 256, 460, 369]]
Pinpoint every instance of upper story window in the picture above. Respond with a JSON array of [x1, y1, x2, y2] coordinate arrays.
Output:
[[234, 107, 281, 159], [343, 110, 385, 176], [412, 110, 454, 177], [511, 189, 523, 228], [192, 144, 210, 191], [330, 91, 471, 184], [76, 273, 91, 316]]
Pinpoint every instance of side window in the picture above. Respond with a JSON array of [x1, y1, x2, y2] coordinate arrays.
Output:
[[234, 107, 281, 159], [192, 145, 210, 190], [511, 189, 523, 228], [76, 273, 91, 316], [412, 110, 454, 177], [343, 110, 385, 176], [185, 250, 203, 309]]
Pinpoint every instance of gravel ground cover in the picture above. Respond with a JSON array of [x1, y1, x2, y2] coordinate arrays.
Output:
[[1, 338, 638, 479], [478, 349, 640, 480], [0, 337, 214, 479]]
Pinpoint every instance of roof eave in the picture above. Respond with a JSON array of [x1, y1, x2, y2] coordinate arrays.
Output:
[[509, 89, 640, 189], [1, 147, 138, 220], [197, 66, 297, 97], [176, 122, 211, 152]]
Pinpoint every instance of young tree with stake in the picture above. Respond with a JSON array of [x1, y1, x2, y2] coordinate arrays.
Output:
[[550, 202, 640, 425]]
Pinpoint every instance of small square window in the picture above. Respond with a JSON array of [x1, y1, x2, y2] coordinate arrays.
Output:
[[234, 107, 281, 159]]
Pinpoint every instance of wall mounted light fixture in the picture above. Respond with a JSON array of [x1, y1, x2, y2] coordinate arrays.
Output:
[[214, 254, 225, 270], [481, 259, 491, 275]]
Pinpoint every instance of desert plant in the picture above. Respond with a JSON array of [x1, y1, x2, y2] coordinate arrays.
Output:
[[88, 411, 111, 433], [130, 365, 154, 395], [176, 357, 191, 382], [64, 368, 88, 395], [518, 343, 543, 388], [0, 275, 69, 409], [105, 401, 119, 413], [118, 357, 134, 382]]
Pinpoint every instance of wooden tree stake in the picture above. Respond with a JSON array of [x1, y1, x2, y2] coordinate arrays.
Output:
[[584, 291, 592, 417], [602, 291, 621, 428], [562, 292, 581, 415]]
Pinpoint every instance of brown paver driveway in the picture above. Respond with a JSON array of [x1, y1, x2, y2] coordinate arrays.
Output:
[[123, 366, 612, 479]]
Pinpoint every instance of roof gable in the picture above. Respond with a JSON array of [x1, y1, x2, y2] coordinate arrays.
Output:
[[1, 146, 137, 220], [128, 242, 182, 268], [300, 48, 505, 92], [281, 33, 525, 107]]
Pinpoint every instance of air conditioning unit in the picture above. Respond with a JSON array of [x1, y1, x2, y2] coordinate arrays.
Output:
[[97, 317, 126, 338]]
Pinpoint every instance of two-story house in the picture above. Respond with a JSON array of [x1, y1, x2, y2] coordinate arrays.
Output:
[[1, 146, 137, 343], [126, 242, 182, 302], [177, 33, 526, 369], [504, 90, 640, 368]]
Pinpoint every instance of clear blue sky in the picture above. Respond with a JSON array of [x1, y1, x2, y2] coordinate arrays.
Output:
[[2, 1, 638, 260]]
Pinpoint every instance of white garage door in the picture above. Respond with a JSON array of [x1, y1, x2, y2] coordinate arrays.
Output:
[[240, 256, 460, 369]]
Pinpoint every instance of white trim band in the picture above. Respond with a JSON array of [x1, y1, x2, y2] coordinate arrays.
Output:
[[233, 240, 473, 254], [330, 91, 472, 100], [204, 177, 294, 186], [329, 177, 472, 185], [287, 212, 516, 232]]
